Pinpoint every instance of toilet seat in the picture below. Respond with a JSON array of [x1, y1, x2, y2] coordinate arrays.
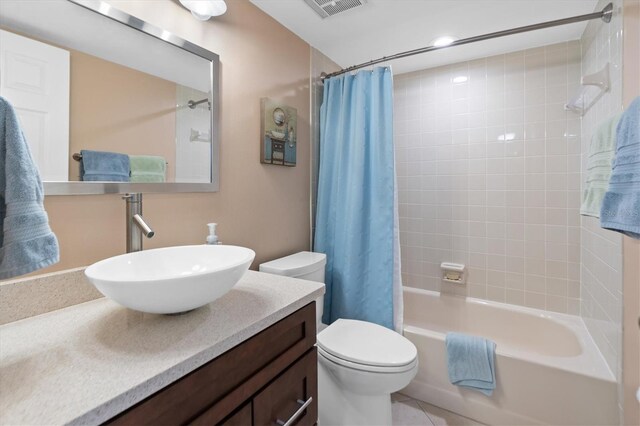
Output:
[[317, 345, 418, 373], [317, 319, 418, 372]]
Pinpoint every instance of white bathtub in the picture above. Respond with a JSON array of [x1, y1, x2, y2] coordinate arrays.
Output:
[[401, 287, 618, 426]]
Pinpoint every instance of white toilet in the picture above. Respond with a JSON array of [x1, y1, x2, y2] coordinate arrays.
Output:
[[260, 251, 418, 426]]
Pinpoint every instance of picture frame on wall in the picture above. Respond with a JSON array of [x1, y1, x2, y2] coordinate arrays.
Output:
[[260, 98, 297, 166]]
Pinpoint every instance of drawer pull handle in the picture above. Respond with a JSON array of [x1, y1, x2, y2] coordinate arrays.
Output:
[[275, 397, 313, 426]]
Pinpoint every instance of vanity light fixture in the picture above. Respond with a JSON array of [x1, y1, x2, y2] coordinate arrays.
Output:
[[179, 0, 227, 20], [431, 36, 457, 47]]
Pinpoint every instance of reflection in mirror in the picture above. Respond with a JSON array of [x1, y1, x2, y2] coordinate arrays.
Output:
[[0, 0, 219, 192]]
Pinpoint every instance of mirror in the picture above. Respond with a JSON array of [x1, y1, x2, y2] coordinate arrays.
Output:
[[0, 0, 220, 194]]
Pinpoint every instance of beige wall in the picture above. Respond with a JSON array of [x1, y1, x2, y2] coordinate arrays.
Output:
[[622, 1, 640, 424], [69, 51, 177, 181], [30, 0, 311, 274]]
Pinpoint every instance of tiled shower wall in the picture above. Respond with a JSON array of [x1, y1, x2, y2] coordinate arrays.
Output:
[[579, 0, 623, 380], [394, 42, 583, 314]]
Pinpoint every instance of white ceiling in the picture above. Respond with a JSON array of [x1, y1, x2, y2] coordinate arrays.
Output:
[[249, 0, 600, 75]]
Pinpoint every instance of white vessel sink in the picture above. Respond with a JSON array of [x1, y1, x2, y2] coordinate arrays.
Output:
[[85, 245, 255, 314]]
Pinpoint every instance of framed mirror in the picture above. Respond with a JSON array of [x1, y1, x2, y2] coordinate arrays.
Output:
[[0, 0, 220, 195]]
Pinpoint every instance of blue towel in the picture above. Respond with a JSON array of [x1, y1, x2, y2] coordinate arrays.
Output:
[[445, 332, 496, 396], [600, 97, 640, 239], [80, 149, 130, 182], [0, 96, 59, 279]]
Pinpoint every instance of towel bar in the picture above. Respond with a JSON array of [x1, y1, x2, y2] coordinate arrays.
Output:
[[72, 153, 168, 165]]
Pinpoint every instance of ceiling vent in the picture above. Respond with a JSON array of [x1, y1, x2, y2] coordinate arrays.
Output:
[[304, 0, 366, 19]]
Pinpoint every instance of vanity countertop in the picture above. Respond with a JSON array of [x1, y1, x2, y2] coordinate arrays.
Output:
[[0, 271, 324, 425]]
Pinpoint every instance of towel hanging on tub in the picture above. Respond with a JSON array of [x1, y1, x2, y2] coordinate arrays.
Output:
[[0, 96, 59, 279], [445, 332, 496, 396]]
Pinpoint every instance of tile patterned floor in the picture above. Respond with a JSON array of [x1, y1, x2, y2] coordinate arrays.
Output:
[[391, 393, 484, 426]]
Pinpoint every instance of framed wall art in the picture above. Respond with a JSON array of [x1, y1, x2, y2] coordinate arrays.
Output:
[[260, 98, 297, 166]]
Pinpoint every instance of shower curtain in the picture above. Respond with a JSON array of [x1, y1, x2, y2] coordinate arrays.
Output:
[[314, 67, 403, 332]]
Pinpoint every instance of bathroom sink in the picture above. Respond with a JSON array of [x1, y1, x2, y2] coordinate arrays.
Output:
[[85, 245, 255, 314]]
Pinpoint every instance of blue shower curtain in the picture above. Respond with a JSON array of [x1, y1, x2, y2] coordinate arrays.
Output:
[[314, 67, 402, 331]]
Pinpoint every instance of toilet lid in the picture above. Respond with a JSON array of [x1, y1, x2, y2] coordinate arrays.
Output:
[[317, 319, 417, 367]]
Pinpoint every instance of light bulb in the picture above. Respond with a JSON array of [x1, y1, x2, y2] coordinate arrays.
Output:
[[179, 0, 227, 21]]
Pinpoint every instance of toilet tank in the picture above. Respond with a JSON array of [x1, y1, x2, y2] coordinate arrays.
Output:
[[259, 251, 326, 282], [259, 252, 326, 329]]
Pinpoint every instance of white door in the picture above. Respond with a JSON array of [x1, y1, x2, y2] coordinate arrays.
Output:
[[0, 29, 70, 182]]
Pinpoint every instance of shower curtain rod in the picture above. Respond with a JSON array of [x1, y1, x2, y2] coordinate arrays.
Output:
[[320, 2, 613, 81]]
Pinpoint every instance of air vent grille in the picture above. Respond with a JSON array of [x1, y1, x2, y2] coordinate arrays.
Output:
[[304, 0, 366, 19]]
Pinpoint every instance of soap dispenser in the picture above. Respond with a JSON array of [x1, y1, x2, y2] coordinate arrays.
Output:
[[206, 223, 220, 245]]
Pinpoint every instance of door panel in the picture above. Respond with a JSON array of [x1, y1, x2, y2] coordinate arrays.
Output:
[[0, 29, 70, 181]]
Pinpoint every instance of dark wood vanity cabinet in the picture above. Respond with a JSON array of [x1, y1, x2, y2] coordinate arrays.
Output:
[[106, 303, 317, 426], [252, 350, 316, 426]]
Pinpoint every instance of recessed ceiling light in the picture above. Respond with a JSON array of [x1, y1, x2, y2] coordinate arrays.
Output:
[[452, 75, 468, 84], [431, 36, 457, 48]]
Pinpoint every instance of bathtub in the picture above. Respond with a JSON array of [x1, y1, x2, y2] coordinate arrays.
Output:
[[401, 287, 618, 426]]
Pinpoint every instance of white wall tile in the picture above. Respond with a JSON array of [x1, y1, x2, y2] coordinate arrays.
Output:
[[394, 33, 613, 332], [578, 0, 623, 380]]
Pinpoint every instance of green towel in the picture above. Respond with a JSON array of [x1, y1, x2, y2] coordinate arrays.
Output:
[[129, 155, 166, 183], [580, 113, 621, 217]]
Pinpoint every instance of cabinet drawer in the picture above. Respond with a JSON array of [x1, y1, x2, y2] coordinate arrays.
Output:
[[210, 401, 252, 426], [107, 303, 316, 425], [253, 349, 317, 426]]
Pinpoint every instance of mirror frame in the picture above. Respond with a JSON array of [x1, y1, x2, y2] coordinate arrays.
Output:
[[41, 0, 220, 195]]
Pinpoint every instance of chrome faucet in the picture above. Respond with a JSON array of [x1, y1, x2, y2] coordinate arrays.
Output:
[[123, 193, 154, 253]]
